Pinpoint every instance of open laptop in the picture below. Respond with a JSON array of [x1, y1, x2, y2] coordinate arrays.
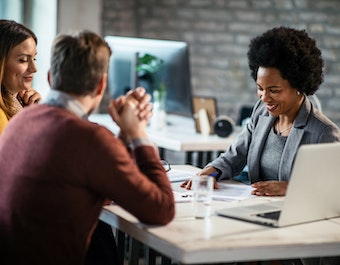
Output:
[[216, 142, 340, 227]]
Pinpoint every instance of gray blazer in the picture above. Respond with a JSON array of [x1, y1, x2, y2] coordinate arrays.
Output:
[[207, 97, 340, 183]]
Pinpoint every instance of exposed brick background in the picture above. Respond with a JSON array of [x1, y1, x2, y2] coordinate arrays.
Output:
[[100, 0, 340, 127]]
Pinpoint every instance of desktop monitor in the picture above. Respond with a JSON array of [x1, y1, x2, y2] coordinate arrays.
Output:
[[105, 36, 193, 116]]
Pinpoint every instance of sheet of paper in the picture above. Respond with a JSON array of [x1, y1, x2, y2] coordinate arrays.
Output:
[[212, 182, 254, 201], [167, 169, 196, 182], [173, 191, 193, 203], [173, 182, 254, 203]]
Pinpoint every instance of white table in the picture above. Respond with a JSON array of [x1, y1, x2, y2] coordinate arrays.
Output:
[[100, 165, 340, 264], [89, 113, 239, 167]]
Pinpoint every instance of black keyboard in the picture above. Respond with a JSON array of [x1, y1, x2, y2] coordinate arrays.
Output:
[[257, 210, 281, 220]]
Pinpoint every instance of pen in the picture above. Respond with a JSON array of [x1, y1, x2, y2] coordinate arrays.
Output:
[[209, 172, 218, 177]]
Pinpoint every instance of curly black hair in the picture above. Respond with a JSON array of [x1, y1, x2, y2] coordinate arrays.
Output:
[[247, 26, 324, 96]]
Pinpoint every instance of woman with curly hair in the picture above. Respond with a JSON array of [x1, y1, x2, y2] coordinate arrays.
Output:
[[0, 20, 41, 134], [182, 26, 340, 197]]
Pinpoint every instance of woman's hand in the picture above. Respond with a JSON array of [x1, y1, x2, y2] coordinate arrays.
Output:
[[251, 181, 288, 196], [180, 166, 219, 190], [18, 88, 41, 106]]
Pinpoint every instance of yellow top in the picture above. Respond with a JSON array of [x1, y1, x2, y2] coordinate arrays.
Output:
[[0, 108, 8, 135]]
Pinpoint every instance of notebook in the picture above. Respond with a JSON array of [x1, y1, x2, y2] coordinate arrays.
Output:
[[215, 142, 340, 227]]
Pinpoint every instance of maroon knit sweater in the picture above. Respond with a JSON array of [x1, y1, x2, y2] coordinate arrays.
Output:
[[0, 104, 175, 265]]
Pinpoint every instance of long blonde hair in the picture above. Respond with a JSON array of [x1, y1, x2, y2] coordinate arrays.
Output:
[[0, 20, 37, 119]]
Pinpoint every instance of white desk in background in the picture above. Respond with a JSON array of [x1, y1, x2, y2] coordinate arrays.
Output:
[[100, 165, 340, 265], [89, 113, 239, 167]]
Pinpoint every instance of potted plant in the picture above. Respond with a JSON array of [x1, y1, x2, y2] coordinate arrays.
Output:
[[136, 53, 167, 129], [136, 53, 166, 103]]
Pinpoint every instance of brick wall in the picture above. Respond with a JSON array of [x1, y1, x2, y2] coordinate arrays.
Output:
[[100, 0, 340, 126]]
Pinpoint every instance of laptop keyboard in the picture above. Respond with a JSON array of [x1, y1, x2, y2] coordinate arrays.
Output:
[[257, 210, 281, 220]]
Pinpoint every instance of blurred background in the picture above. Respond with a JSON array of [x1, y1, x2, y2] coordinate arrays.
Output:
[[1, 0, 340, 126]]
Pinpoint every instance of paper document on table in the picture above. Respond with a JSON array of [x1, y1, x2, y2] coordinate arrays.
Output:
[[167, 169, 196, 182], [173, 182, 254, 203], [173, 191, 193, 202], [212, 182, 254, 201]]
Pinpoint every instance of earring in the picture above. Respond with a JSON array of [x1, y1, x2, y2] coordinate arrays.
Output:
[[296, 91, 301, 95]]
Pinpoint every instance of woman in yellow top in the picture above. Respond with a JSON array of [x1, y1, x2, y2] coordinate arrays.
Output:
[[0, 20, 41, 134]]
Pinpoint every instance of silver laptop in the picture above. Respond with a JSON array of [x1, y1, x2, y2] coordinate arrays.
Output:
[[216, 142, 340, 227]]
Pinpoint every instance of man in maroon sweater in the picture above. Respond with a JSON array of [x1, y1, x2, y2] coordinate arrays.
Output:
[[0, 31, 175, 265]]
